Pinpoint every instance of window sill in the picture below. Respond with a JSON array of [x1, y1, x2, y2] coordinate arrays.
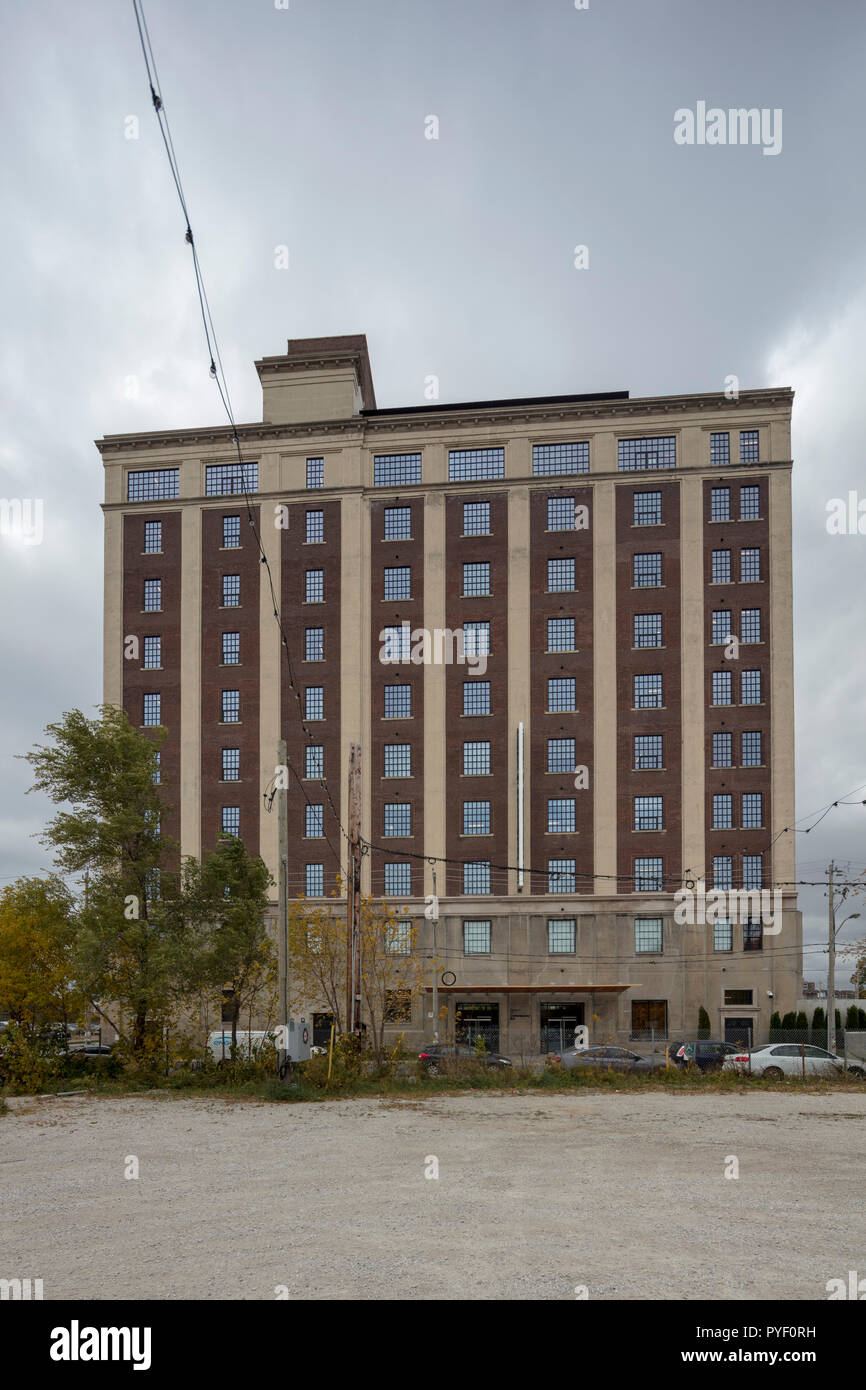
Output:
[[141, 550, 163, 556], [142, 666, 163, 672]]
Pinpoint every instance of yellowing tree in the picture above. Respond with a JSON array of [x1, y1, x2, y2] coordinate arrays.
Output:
[[0, 876, 82, 1031]]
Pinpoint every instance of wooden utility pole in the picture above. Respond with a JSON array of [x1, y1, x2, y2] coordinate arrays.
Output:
[[347, 743, 362, 1038], [277, 738, 289, 1078], [827, 860, 836, 1055]]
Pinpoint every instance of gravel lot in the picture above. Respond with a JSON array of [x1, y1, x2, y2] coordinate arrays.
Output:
[[2, 1089, 864, 1300]]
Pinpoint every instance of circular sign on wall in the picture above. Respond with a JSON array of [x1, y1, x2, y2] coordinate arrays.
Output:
[[441, 971, 456, 986]]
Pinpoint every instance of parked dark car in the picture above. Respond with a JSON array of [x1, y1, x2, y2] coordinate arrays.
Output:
[[418, 1043, 512, 1075], [668, 1040, 739, 1072], [67, 1042, 116, 1058], [553, 1045, 667, 1073]]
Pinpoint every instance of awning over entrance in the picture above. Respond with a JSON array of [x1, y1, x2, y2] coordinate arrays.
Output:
[[422, 984, 634, 994]]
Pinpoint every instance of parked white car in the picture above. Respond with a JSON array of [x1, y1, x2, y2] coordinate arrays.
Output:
[[723, 1043, 864, 1079]]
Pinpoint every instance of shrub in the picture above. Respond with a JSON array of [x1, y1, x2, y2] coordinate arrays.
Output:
[[769, 1011, 781, 1032], [697, 1007, 711, 1039], [781, 1012, 797, 1029], [795, 1011, 808, 1032], [847, 1005, 860, 1030]]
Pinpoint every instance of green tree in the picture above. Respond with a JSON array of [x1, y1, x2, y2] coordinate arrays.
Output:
[[697, 1006, 711, 1039], [781, 1011, 797, 1029], [769, 1011, 781, 1033], [0, 876, 82, 1032], [24, 705, 172, 1056], [795, 1010, 808, 1032], [811, 1006, 826, 1033], [178, 834, 275, 1049]]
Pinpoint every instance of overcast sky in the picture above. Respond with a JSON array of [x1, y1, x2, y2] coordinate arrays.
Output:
[[1, 0, 864, 986]]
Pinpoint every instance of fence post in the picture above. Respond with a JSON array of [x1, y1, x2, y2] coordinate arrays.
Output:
[[801, 1042, 805, 1080]]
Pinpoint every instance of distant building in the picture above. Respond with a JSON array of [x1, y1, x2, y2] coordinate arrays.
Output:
[[98, 334, 800, 1052]]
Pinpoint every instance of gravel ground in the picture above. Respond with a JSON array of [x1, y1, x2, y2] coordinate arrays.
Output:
[[2, 1089, 864, 1300]]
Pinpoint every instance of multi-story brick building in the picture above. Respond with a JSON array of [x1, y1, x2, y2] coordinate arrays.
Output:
[[99, 334, 800, 1055]]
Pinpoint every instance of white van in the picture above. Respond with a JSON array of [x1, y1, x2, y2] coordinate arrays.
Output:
[[206, 1020, 313, 1066]]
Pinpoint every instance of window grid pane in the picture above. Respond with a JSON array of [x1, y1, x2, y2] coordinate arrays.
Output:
[[743, 855, 763, 890], [305, 569, 323, 603], [710, 432, 730, 466], [634, 673, 662, 708], [547, 617, 575, 652], [532, 441, 589, 476], [548, 799, 576, 833], [633, 491, 662, 525], [221, 690, 239, 722], [710, 486, 731, 522], [222, 632, 240, 665], [547, 557, 575, 592], [547, 738, 576, 773], [305, 687, 323, 720], [222, 748, 240, 781], [548, 678, 576, 712], [548, 859, 576, 893], [384, 863, 412, 897], [144, 521, 162, 552], [463, 623, 490, 660], [463, 864, 491, 896], [711, 549, 731, 584], [305, 510, 324, 544], [740, 548, 761, 582], [305, 864, 324, 896], [463, 501, 490, 535], [742, 793, 763, 828], [142, 693, 161, 726], [305, 628, 324, 662], [712, 670, 732, 705], [384, 685, 412, 718], [384, 744, 411, 778], [463, 741, 491, 776], [463, 680, 491, 716], [635, 857, 663, 891], [305, 804, 324, 837], [618, 436, 676, 471], [128, 468, 179, 501], [548, 918, 576, 953], [205, 463, 258, 496], [634, 735, 662, 771], [713, 856, 733, 890], [449, 448, 504, 482], [634, 796, 663, 832], [713, 794, 733, 830], [712, 732, 733, 767], [144, 579, 161, 612], [384, 506, 411, 540], [463, 801, 491, 835], [741, 730, 762, 766], [306, 457, 324, 489], [222, 574, 240, 607], [463, 919, 491, 951], [714, 919, 733, 952], [384, 566, 411, 601], [741, 670, 762, 704], [712, 609, 732, 644], [740, 485, 760, 520], [547, 496, 577, 530], [740, 430, 759, 463], [384, 803, 411, 837], [222, 515, 240, 548], [741, 608, 761, 643], [143, 635, 161, 669], [305, 745, 323, 778], [462, 562, 491, 597], [221, 806, 240, 837], [633, 552, 662, 587], [635, 917, 663, 953], [634, 613, 662, 648], [374, 453, 422, 487]]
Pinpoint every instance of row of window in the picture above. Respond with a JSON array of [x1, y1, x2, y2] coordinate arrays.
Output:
[[630, 608, 763, 648], [296, 855, 766, 897], [443, 915, 764, 957], [126, 433, 763, 503]]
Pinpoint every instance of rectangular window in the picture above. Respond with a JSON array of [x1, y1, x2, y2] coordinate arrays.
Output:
[[143, 578, 162, 612], [532, 441, 589, 476], [635, 796, 663, 831], [711, 549, 731, 584], [547, 557, 575, 592], [741, 670, 762, 705], [449, 447, 504, 482], [548, 859, 576, 893], [618, 436, 676, 471], [305, 569, 323, 603], [144, 520, 162, 553], [741, 608, 761, 643], [634, 673, 662, 708], [143, 635, 161, 669], [384, 803, 411, 837], [714, 919, 733, 952], [743, 918, 763, 950], [221, 632, 240, 665], [548, 798, 576, 833], [384, 566, 411, 601], [305, 628, 324, 662], [740, 485, 760, 520], [463, 680, 491, 716], [384, 864, 412, 898], [635, 917, 663, 953], [374, 453, 422, 487], [631, 1000, 668, 1040], [305, 863, 324, 897], [305, 804, 324, 837], [384, 744, 411, 778], [547, 617, 575, 652], [305, 745, 323, 779], [142, 693, 161, 726], [221, 689, 239, 722], [712, 670, 732, 705], [222, 515, 240, 548], [547, 496, 577, 531], [463, 620, 491, 660], [548, 677, 576, 712], [710, 486, 731, 522], [634, 857, 663, 892], [463, 741, 491, 776], [463, 501, 490, 535], [462, 562, 491, 597], [633, 553, 662, 587], [384, 684, 412, 718], [463, 801, 491, 835], [547, 737, 576, 773], [740, 547, 761, 583], [713, 794, 732, 830], [633, 491, 662, 526], [306, 457, 324, 489], [463, 864, 491, 896], [305, 687, 323, 720], [634, 735, 662, 771], [221, 748, 239, 781], [305, 510, 324, 543], [222, 574, 240, 607], [381, 624, 411, 663], [206, 463, 258, 496], [221, 806, 240, 837], [548, 918, 576, 953], [713, 856, 733, 890], [712, 731, 733, 767], [384, 506, 411, 540], [710, 432, 730, 466], [742, 793, 763, 829], [741, 730, 762, 766], [634, 613, 662, 648], [711, 609, 732, 644], [152, 751, 160, 785], [463, 919, 491, 952], [740, 430, 759, 463], [127, 468, 179, 502]]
